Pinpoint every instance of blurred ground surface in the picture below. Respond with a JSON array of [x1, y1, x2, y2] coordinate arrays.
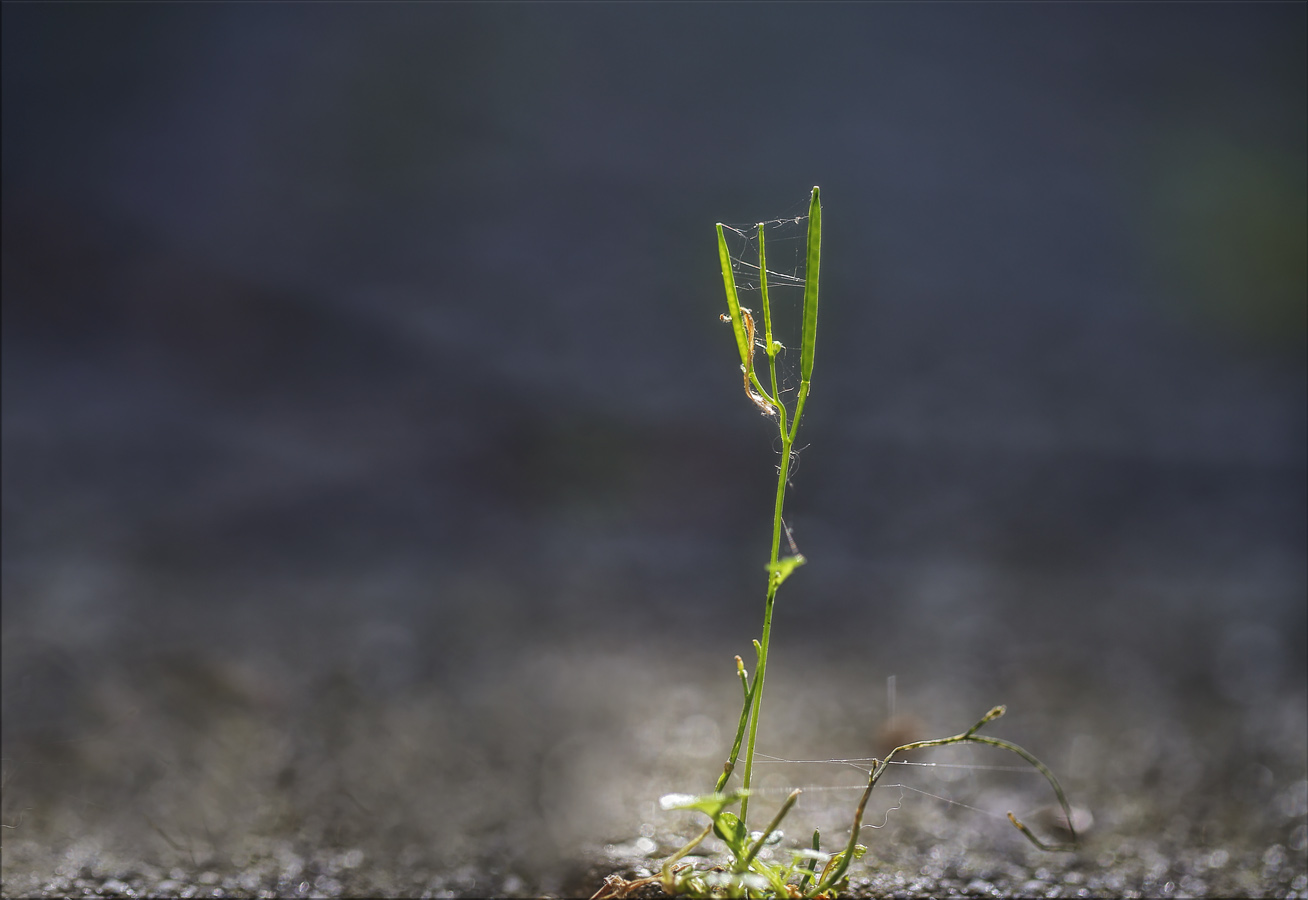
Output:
[[2, 636, 1305, 898]]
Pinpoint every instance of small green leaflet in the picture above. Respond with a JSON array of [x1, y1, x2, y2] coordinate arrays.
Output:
[[765, 554, 807, 589], [712, 811, 748, 856], [659, 789, 749, 819]]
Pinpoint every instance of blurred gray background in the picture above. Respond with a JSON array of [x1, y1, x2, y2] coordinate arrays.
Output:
[[2, 4, 1305, 898]]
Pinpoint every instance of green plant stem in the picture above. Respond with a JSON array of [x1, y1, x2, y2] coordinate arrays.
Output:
[[714, 659, 756, 793], [738, 417, 793, 827], [758, 223, 782, 410], [738, 213, 802, 830], [706, 189, 820, 873]]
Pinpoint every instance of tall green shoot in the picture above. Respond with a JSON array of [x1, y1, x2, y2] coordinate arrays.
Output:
[[715, 186, 821, 827], [600, 187, 1078, 900]]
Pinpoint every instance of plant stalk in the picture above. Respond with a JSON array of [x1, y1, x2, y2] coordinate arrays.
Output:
[[738, 414, 794, 827]]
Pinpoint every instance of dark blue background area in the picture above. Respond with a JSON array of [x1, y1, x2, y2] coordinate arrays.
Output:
[[1, 6, 1304, 868]]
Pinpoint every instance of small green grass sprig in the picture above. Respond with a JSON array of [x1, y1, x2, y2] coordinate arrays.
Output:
[[594, 188, 1077, 900]]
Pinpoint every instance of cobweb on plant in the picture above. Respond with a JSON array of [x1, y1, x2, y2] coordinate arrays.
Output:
[[717, 198, 812, 411], [707, 744, 1063, 847]]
